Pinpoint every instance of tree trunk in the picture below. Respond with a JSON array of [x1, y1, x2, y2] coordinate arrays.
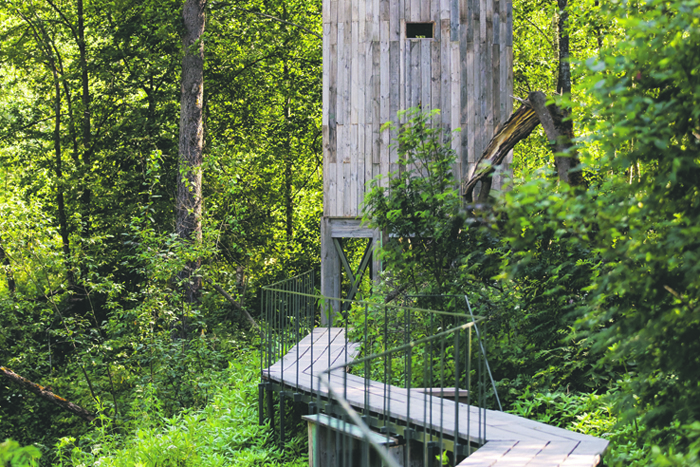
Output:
[[177, 0, 206, 310], [77, 0, 92, 236], [552, 0, 584, 187], [462, 102, 540, 202], [0, 366, 96, 423], [51, 66, 75, 287]]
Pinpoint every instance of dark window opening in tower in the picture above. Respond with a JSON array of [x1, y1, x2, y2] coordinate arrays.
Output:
[[406, 22, 434, 39]]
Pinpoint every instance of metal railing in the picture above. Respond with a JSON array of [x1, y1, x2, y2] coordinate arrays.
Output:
[[259, 272, 500, 467]]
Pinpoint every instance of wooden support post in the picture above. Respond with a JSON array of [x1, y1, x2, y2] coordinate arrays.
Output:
[[321, 217, 341, 325], [321, 217, 381, 324]]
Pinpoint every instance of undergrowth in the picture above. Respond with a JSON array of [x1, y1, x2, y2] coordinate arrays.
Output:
[[508, 388, 700, 466], [51, 353, 307, 467]]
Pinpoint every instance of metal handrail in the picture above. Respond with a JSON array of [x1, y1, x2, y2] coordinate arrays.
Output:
[[259, 272, 501, 466]]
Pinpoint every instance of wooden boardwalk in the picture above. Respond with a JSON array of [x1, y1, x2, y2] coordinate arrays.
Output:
[[263, 328, 608, 466]]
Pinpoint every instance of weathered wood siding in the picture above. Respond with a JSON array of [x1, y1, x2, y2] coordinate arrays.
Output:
[[323, 0, 513, 217]]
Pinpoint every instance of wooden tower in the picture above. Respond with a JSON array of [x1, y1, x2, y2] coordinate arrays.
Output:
[[321, 0, 513, 321]]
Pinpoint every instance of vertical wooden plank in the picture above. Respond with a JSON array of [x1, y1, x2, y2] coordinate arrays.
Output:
[[491, 0, 501, 189], [421, 39, 431, 112], [328, 3, 339, 214], [372, 0, 380, 40], [398, 20, 406, 118], [389, 40, 400, 175], [379, 21, 390, 185], [351, 21, 359, 125], [411, 0, 419, 22], [461, 23, 472, 181], [327, 158, 338, 217], [504, 0, 514, 185], [323, 124, 330, 216], [380, 0, 389, 21], [450, 40, 461, 186], [466, 0, 476, 180], [350, 123, 359, 216], [336, 22, 346, 126], [357, 4, 365, 209], [323, 0, 330, 23], [450, 0, 459, 41], [360, 0, 366, 41], [372, 38, 381, 168], [323, 23, 330, 130], [452, 0, 473, 192], [337, 124, 347, 216], [440, 0, 450, 20], [430, 0, 440, 115], [431, 36, 441, 114], [482, 0, 493, 158], [473, 0, 483, 178], [391, 0, 400, 40], [366, 32, 377, 197], [431, 0, 440, 26], [358, 29, 366, 128], [421, 0, 431, 21], [440, 18, 451, 137], [322, 14, 332, 216], [409, 40, 420, 109]]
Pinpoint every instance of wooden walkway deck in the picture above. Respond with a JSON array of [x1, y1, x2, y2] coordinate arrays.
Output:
[[263, 328, 608, 466]]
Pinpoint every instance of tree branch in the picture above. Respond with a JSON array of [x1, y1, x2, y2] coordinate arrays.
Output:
[[209, 3, 322, 40], [203, 278, 260, 330], [462, 100, 540, 201], [0, 366, 96, 423]]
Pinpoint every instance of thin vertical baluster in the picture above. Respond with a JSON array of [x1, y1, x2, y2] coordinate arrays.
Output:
[[479, 331, 483, 444], [406, 307, 412, 466], [296, 278, 300, 390], [277, 292, 285, 386], [439, 335, 445, 460], [310, 294, 314, 396], [383, 305, 388, 432], [453, 329, 460, 467], [429, 313, 434, 434], [364, 304, 369, 419], [387, 345, 392, 439], [467, 326, 472, 456], [483, 321, 487, 440], [422, 324, 429, 462], [328, 298, 332, 374]]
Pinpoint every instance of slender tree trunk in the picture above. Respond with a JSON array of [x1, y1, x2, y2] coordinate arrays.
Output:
[[282, 5, 293, 243], [284, 70, 293, 243], [52, 67, 74, 287], [77, 0, 92, 236], [177, 0, 206, 310], [553, 0, 584, 186]]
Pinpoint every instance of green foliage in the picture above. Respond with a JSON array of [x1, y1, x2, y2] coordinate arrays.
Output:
[[363, 109, 482, 295], [51, 355, 307, 467], [574, 0, 700, 437], [0, 440, 41, 467], [496, 0, 700, 458]]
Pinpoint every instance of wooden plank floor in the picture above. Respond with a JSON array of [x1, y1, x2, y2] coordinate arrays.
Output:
[[263, 328, 608, 466]]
